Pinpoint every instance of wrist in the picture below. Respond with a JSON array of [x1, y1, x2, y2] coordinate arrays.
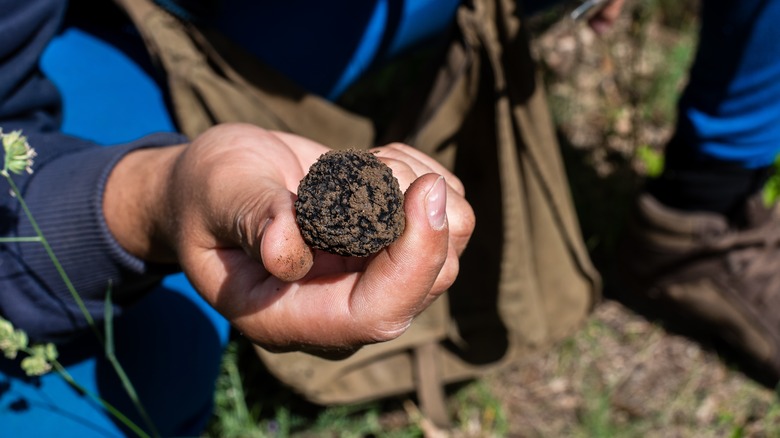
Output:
[[103, 144, 185, 263]]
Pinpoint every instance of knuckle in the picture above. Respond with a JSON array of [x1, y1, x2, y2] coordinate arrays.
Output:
[[450, 202, 476, 242], [365, 318, 413, 343], [447, 175, 466, 196], [434, 255, 460, 292]]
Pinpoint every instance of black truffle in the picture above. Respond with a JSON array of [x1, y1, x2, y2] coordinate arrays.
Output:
[[295, 149, 405, 257]]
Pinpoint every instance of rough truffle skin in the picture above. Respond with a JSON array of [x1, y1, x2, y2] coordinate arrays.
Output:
[[295, 149, 405, 257]]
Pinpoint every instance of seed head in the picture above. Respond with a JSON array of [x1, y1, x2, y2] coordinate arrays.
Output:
[[1, 129, 37, 177]]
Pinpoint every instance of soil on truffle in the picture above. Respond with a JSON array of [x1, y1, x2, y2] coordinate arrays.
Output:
[[295, 149, 405, 257]]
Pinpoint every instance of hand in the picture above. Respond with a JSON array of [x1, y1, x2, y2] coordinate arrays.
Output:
[[588, 0, 625, 34], [104, 123, 474, 353]]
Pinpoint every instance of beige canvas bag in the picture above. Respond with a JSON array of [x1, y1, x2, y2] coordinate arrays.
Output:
[[114, 0, 601, 426]]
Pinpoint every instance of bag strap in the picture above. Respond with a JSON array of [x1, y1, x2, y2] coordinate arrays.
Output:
[[413, 342, 451, 428], [112, 0, 163, 59]]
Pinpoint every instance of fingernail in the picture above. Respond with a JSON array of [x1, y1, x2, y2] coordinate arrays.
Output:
[[426, 176, 447, 230]]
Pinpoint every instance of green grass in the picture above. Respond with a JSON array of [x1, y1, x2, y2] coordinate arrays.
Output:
[[451, 380, 509, 436], [209, 341, 267, 438], [205, 339, 514, 437], [206, 339, 427, 437]]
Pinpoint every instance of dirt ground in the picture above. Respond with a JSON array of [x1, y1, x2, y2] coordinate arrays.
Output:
[[475, 2, 780, 436], [484, 299, 780, 437]]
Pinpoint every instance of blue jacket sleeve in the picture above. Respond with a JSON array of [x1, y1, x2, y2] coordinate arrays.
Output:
[[0, 0, 186, 341]]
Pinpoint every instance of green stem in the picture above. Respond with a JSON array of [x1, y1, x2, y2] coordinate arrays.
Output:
[[4, 176, 99, 340], [17, 344, 149, 438], [5, 174, 159, 438], [105, 354, 160, 438], [50, 359, 151, 438], [104, 286, 161, 438]]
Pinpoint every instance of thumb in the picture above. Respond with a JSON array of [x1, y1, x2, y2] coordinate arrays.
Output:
[[258, 190, 315, 282], [350, 173, 450, 338]]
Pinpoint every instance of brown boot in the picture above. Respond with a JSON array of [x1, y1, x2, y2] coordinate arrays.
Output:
[[619, 192, 780, 382]]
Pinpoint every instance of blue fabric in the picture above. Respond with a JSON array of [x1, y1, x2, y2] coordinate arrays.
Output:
[[0, 276, 230, 437], [39, 28, 177, 145], [674, 0, 780, 168], [0, 0, 187, 348], [1, 5, 228, 436], [214, 0, 462, 100]]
